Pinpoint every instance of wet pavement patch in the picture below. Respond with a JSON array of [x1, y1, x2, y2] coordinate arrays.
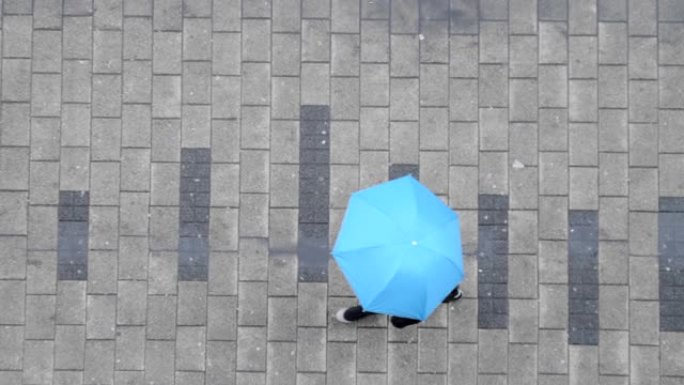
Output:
[[58, 191, 89, 280], [477, 194, 509, 329], [568, 210, 599, 345], [178, 148, 211, 281]]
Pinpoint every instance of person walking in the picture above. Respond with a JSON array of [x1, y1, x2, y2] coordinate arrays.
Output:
[[335, 285, 463, 328]]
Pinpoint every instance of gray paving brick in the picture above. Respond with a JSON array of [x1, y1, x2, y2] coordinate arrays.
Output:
[[145, 340, 174, 385], [88, 162, 118, 206], [569, 36, 597, 79], [176, 326, 206, 371], [237, 326, 267, 371], [629, 300, 659, 345], [569, 167, 598, 210], [661, 154, 684, 196], [3, 0, 32, 14], [479, 0, 507, 20], [599, 153, 628, 196], [569, 0, 597, 34], [33, 30, 62, 73], [153, 75, 181, 118], [297, 327, 326, 372], [508, 299, 538, 344], [264, 342, 296, 385], [206, 251, 237, 295], [0, 237, 26, 280], [538, 329, 568, 374], [509, 0, 536, 32], [630, 345, 659, 385], [354, 327, 386, 372], [63, 17, 93, 59], [660, 0, 684, 20], [176, 371, 205, 385], [332, 0, 359, 32], [359, 151, 388, 188], [30, 118, 60, 161], [91, 119, 121, 162], [628, 212, 657, 256], [331, 78, 360, 120], [177, 281, 207, 325], [273, 0, 300, 31], [272, 77, 300, 120], [0, 147, 28, 190], [181, 106, 211, 148], [93, 30, 122, 74], [389, 121, 418, 164], [659, 110, 684, 155], [55, 325, 85, 370], [599, 23, 627, 64], [86, 294, 116, 339], [1, 103, 30, 146], [478, 329, 508, 374], [507, 211, 537, 254], [326, 342, 355, 385], [510, 79, 538, 122], [359, 108, 388, 151], [479, 64, 508, 107], [56, 281, 86, 325], [449, 79, 478, 122], [450, 0, 478, 33], [0, 192, 28, 235], [420, 64, 448, 107], [2, 59, 31, 101], [628, 123, 657, 167], [420, 20, 448, 64], [569, 346, 598, 384], [598, 0, 626, 20], [661, 66, 684, 109], [242, 19, 271, 62], [83, 340, 115, 385], [447, 344, 476, 385], [479, 152, 508, 195], [540, 284, 568, 329], [3, 16, 31, 58], [598, 66, 627, 108], [0, 281, 24, 324], [539, 65, 568, 108], [147, 250, 178, 293], [597, 110, 626, 152], [418, 328, 447, 373], [0, 326, 23, 370], [86, 250, 118, 294], [237, 281, 267, 326], [569, 80, 598, 122], [207, 295, 236, 341], [599, 197, 628, 241], [23, 340, 54, 384], [92, 74, 122, 118], [419, 152, 448, 195], [152, 32, 181, 74], [629, 256, 658, 299], [122, 18, 151, 60], [507, 344, 537, 384], [212, 76, 240, 119], [301, 19, 329, 63], [599, 285, 628, 331], [629, 80, 657, 123], [115, 326, 144, 370], [30, 73, 62, 117], [540, 22, 568, 64], [206, 341, 236, 385], [449, 35, 478, 78], [61, 104, 91, 147], [271, 34, 300, 76], [390, 34, 419, 77], [242, 62, 272, 106], [116, 280, 146, 325], [211, 33, 240, 75], [598, 241, 628, 285], [266, 297, 297, 342], [146, 295, 176, 340], [88, 206, 118, 250], [388, 343, 417, 385], [26, 251, 57, 296], [509, 36, 536, 79], [33, 0, 62, 28], [361, 20, 389, 63], [123, 61, 152, 103]]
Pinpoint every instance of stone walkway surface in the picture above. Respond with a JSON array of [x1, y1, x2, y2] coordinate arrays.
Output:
[[1, 0, 684, 384]]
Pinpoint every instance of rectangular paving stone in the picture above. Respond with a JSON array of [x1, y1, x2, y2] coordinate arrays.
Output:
[[659, 198, 684, 331], [207, 295, 236, 341], [56, 281, 87, 325], [146, 295, 176, 340], [539, 65, 568, 108], [630, 345, 660, 384], [58, 191, 89, 280], [55, 325, 85, 370], [23, 340, 54, 385], [237, 326, 267, 372], [629, 80, 657, 123], [145, 340, 175, 385], [115, 326, 145, 370], [176, 326, 206, 371]]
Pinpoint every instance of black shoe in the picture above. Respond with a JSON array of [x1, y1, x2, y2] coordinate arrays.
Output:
[[335, 306, 374, 323], [442, 288, 463, 303]]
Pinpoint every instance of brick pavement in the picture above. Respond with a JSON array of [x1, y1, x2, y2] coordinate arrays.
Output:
[[1, 0, 684, 384]]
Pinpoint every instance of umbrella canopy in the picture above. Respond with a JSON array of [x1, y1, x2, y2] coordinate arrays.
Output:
[[332, 175, 464, 321]]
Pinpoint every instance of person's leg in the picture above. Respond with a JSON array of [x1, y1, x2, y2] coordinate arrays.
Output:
[[442, 285, 463, 303], [335, 305, 376, 323], [389, 316, 421, 329]]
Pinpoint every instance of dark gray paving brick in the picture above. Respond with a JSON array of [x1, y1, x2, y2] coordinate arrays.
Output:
[[659, 198, 684, 331], [478, 195, 509, 329], [568, 210, 599, 345], [58, 191, 89, 281]]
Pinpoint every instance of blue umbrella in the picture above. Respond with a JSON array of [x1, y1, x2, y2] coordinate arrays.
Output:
[[332, 175, 464, 321]]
